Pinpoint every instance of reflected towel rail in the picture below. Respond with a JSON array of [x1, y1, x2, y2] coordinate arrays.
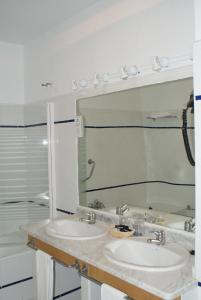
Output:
[[82, 159, 95, 182]]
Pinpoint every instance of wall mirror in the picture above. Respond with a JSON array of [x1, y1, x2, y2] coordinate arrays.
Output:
[[77, 77, 195, 231]]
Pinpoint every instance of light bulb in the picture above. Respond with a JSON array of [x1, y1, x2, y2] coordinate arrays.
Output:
[[160, 57, 169, 68], [129, 65, 139, 76], [80, 79, 87, 88]]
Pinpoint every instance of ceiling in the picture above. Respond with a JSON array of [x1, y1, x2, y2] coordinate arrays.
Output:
[[0, 0, 100, 44]]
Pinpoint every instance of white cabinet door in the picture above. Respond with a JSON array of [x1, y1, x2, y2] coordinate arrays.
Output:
[[54, 262, 81, 297], [81, 277, 101, 300]]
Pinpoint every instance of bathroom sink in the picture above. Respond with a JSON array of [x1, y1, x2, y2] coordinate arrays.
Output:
[[104, 239, 189, 272], [45, 218, 107, 240]]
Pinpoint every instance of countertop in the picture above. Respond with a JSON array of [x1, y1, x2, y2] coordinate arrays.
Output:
[[22, 216, 196, 300]]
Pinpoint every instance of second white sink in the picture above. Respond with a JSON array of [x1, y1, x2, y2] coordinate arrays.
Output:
[[45, 218, 107, 240], [104, 239, 189, 272]]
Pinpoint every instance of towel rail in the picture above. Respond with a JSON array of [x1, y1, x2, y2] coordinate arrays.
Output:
[[27, 238, 134, 299], [27, 239, 37, 251]]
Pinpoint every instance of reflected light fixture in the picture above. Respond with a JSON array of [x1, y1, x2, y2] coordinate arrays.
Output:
[[152, 56, 169, 71]]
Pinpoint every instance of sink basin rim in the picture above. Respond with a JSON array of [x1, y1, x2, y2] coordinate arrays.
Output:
[[45, 218, 108, 240], [104, 239, 189, 272]]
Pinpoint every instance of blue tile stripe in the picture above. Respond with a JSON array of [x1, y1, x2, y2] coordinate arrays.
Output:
[[54, 119, 75, 125], [56, 208, 74, 215], [0, 119, 75, 128], [85, 125, 194, 129], [196, 95, 201, 101], [53, 286, 81, 299], [198, 282, 201, 287], [86, 180, 195, 193], [1, 276, 33, 289]]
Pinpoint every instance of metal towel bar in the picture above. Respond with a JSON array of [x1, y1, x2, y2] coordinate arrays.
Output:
[[27, 239, 132, 299]]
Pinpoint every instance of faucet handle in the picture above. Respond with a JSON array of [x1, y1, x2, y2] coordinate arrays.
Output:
[[184, 218, 195, 232], [116, 204, 129, 215], [151, 230, 165, 239], [151, 230, 160, 236], [87, 212, 96, 220]]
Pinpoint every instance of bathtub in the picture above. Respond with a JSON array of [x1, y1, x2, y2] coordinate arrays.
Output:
[[0, 231, 29, 258], [0, 230, 36, 300]]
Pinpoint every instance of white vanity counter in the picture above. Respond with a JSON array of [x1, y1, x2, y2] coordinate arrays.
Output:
[[22, 217, 196, 300]]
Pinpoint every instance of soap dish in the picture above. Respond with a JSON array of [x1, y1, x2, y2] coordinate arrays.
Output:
[[109, 225, 134, 238]]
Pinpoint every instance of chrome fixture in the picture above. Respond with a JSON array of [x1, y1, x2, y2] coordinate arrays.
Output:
[[88, 199, 105, 210], [83, 159, 95, 182], [41, 82, 52, 87], [116, 204, 129, 216], [79, 212, 96, 224], [147, 230, 165, 245], [184, 218, 195, 232], [120, 66, 129, 80]]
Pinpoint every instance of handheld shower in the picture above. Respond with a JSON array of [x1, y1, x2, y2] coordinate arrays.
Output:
[[182, 91, 195, 166]]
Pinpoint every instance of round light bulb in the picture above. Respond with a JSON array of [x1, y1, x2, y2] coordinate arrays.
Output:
[[80, 79, 87, 88], [129, 65, 139, 76], [160, 57, 169, 68]]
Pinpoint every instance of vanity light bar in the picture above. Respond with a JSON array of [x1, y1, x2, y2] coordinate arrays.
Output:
[[71, 53, 192, 91]]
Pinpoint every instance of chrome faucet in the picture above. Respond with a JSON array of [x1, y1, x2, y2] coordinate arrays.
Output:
[[147, 230, 165, 245], [79, 212, 96, 224], [184, 218, 195, 232], [116, 204, 129, 216]]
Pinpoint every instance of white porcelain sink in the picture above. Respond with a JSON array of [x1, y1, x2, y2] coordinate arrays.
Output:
[[104, 239, 189, 272], [45, 218, 107, 240]]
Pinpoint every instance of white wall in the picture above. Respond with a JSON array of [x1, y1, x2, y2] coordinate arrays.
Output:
[[24, 0, 194, 103], [195, 0, 201, 40], [0, 41, 24, 104]]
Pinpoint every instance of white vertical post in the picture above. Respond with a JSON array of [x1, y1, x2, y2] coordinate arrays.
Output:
[[194, 40, 201, 283], [47, 102, 57, 219]]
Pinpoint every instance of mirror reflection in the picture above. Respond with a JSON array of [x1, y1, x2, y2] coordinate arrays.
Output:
[[77, 78, 195, 231]]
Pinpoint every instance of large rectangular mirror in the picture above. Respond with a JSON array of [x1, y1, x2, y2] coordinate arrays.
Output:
[[77, 78, 194, 231]]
